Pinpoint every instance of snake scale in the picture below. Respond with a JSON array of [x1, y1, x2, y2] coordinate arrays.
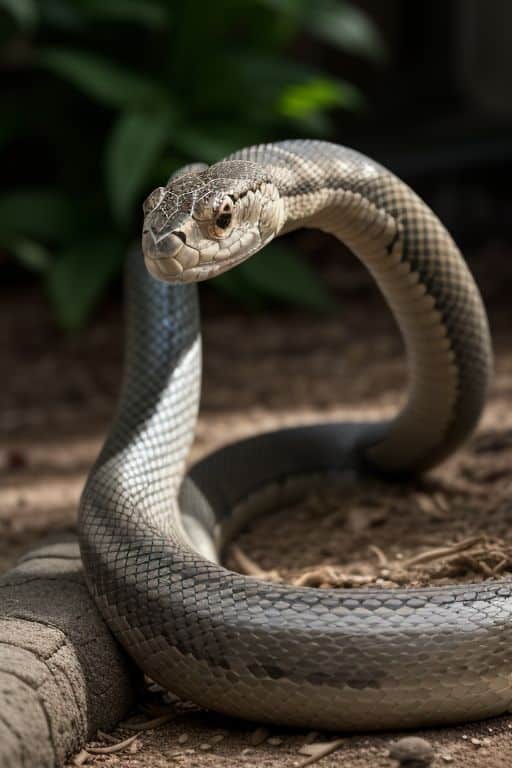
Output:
[[79, 140, 512, 731]]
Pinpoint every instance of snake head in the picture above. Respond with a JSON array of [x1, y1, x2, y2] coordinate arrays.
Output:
[[142, 160, 284, 283]]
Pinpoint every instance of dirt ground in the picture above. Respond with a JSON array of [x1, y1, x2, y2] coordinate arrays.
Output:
[[2, 241, 512, 767]]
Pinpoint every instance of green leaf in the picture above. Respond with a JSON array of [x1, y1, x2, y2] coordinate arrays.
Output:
[[79, 0, 168, 28], [172, 125, 244, 164], [106, 108, 172, 225], [258, 0, 385, 61], [3, 236, 51, 272], [46, 236, 125, 329], [311, 2, 386, 61], [232, 52, 360, 124], [0, 0, 38, 29], [0, 190, 76, 241], [39, 0, 84, 29], [278, 77, 364, 118], [216, 243, 335, 312], [256, 0, 305, 15], [37, 48, 166, 109], [234, 52, 320, 96]]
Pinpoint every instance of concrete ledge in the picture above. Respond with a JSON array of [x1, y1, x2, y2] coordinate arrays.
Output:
[[0, 538, 137, 767]]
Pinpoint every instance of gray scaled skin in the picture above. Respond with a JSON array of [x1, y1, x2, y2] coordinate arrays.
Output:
[[79, 141, 509, 732]]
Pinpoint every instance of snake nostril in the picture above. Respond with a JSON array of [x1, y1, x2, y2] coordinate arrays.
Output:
[[174, 231, 187, 244]]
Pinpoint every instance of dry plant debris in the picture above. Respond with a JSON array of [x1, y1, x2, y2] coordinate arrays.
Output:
[[85, 733, 140, 755], [298, 737, 345, 766], [225, 429, 512, 591]]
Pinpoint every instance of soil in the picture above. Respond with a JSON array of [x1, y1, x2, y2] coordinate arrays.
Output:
[[2, 240, 512, 767], [224, 429, 512, 589]]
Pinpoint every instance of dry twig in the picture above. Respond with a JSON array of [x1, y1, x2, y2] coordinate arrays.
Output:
[[229, 544, 280, 581], [369, 544, 388, 567], [86, 733, 140, 755], [403, 535, 483, 568], [298, 738, 344, 766]]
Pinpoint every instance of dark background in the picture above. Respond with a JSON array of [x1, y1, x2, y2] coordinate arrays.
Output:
[[2, 7, 512, 763], [1, 0, 512, 326]]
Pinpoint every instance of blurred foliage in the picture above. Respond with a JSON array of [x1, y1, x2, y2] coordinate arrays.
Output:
[[0, 0, 384, 328]]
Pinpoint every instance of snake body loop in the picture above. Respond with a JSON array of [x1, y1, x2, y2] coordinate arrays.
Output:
[[78, 141, 511, 731]]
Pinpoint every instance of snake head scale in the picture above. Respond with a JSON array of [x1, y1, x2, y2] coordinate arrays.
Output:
[[142, 160, 285, 283]]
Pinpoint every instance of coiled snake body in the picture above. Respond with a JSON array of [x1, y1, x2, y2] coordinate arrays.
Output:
[[79, 141, 512, 731]]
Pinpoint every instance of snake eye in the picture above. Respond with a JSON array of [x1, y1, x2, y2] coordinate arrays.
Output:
[[216, 212, 232, 229], [212, 197, 233, 237]]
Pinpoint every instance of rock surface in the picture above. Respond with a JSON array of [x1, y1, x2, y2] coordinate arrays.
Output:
[[389, 736, 435, 766], [0, 537, 136, 768]]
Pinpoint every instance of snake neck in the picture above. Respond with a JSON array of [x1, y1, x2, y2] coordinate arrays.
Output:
[[81, 249, 201, 537], [230, 140, 492, 472]]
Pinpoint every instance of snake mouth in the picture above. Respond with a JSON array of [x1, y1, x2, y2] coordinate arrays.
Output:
[[145, 233, 274, 285], [145, 250, 248, 284], [142, 229, 185, 267]]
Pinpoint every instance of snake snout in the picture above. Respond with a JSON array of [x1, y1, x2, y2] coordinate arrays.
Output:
[[143, 228, 184, 259], [143, 229, 186, 281]]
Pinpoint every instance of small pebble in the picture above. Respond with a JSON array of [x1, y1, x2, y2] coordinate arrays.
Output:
[[471, 737, 482, 747], [211, 734, 225, 744], [250, 727, 270, 746], [267, 737, 283, 746], [389, 736, 434, 766], [441, 754, 453, 763], [199, 743, 212, 751], [177, 734, 188, 744], [242, 747, 252, 756]]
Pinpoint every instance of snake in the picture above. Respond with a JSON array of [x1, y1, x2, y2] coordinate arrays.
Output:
[[78, 140, 512, 732]]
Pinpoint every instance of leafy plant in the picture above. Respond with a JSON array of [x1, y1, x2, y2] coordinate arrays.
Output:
[[0, 0, 384, 328]]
